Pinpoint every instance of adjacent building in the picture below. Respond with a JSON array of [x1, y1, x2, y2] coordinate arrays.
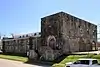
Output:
[[2, 32, 41, 56]]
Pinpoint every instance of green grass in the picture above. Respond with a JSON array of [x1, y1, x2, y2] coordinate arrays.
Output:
[[1, 54, 100, 67], [0, 54, 28, 62], [52, 63, 65, 67], [52, 54, 100, 67]]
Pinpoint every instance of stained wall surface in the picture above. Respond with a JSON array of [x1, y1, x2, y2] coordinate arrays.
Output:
[[41, 12, 97, 59]]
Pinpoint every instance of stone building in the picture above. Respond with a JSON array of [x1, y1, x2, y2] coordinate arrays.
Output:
[[41, 12, 97, 61], [2, 32, 41, 56], [2, 12, 97, 61]]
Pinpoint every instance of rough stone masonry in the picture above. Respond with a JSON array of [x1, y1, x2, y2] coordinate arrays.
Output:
[[40, 12, 97, 61]]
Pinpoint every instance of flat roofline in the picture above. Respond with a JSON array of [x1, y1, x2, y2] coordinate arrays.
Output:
[[41, 11, 97, 26]]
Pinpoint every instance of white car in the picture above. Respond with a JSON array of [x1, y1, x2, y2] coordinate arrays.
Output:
[[65, 58, 100, 67]]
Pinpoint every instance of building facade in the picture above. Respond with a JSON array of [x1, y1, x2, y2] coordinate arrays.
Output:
[[2, 32, 41, 56], [41, 12, 97, 61]]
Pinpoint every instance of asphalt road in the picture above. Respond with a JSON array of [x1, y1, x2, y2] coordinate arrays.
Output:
[[0, 59, 51, 67]]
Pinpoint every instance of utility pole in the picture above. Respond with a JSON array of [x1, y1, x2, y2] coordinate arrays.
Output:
[[0, 33, 1, 39], [97, 24, 100, 42]]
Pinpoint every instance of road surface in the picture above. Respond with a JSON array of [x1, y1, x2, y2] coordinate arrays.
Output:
[[0, 58, 50, 67]]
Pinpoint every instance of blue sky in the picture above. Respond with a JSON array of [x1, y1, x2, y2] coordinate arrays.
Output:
[[0, 0, 100, 37]]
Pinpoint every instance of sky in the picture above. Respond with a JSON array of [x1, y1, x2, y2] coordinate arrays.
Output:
[[0, 0, 100, 38]]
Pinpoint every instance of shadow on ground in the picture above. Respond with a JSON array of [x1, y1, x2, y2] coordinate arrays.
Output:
[[25, 54, 68, 67], [0, 51, 68, 67], [25, 59, 53, 67]]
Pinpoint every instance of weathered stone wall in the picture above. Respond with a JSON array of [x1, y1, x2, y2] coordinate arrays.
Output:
[[2, 37, 41, 55], [41, 13, 64, 61], [41, 13, 64, 49], [41, 12, 97, 60], [2, 38, 30, 54], [61, 12, 97, 52]]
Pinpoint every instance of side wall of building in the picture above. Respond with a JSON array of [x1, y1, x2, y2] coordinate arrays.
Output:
[[61, 12, 97, 54]]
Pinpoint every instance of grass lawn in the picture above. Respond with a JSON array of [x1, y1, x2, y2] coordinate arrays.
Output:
[[52, 54, 100, 67], [0, 54, 28, 62]]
